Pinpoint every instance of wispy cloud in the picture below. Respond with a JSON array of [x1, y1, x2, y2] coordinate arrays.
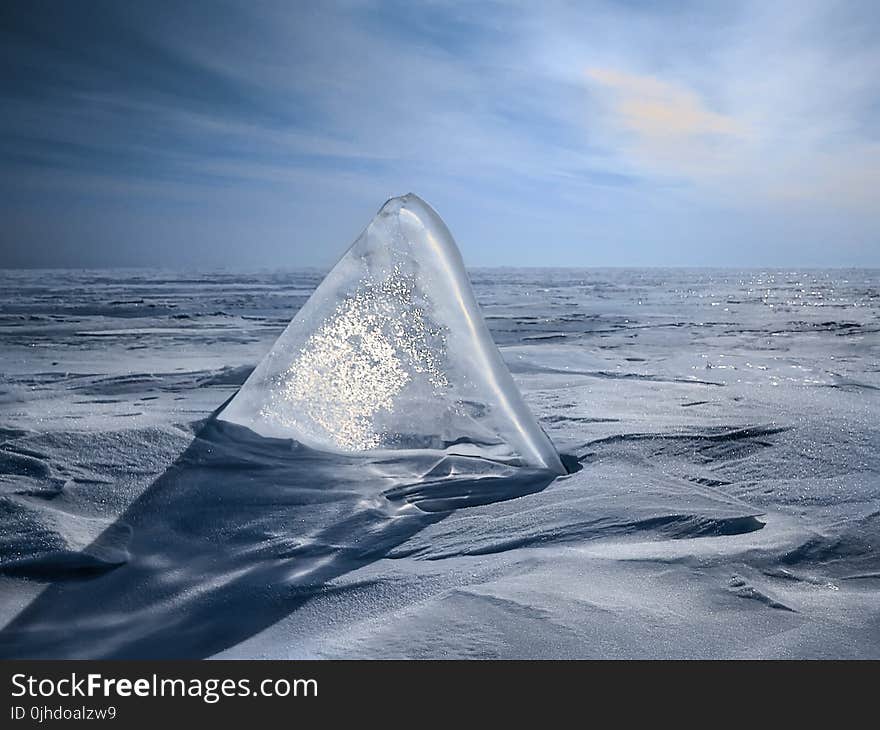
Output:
[[586, 68, 745, 139], [585, 66, 748, 180], [1, 0, 878, 267]]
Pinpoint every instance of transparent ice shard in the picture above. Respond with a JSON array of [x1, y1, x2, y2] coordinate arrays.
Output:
[[219, 194, 565, 474]]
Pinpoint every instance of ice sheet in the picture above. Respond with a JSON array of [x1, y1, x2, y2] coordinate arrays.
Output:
[[1, 266, 878, 658]]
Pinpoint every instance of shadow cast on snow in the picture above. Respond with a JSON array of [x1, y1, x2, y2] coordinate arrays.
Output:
[[0, 417, 560, 658]]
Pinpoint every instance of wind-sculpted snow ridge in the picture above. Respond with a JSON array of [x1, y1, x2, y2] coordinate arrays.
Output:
[[219, 194, 565, 475], [0, 419, 561, 659], [2, 267, 879, 659]]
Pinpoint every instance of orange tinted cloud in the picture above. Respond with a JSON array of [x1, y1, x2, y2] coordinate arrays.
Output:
[[585, 67, 751, 181], [586, 67, 745, 139]]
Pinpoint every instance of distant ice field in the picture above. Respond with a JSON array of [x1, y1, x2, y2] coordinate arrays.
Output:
[[0, 268, 878, 658]]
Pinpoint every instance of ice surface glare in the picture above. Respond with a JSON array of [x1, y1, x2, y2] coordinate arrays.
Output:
[[219, 194, 565, 473], [261, 266, 449, 451]]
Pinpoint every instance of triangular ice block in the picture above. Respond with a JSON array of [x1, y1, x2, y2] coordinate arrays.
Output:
[[219, 194, 565, 474]]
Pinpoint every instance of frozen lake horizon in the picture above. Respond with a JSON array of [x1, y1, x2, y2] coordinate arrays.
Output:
[[1, 266, 878, 658]]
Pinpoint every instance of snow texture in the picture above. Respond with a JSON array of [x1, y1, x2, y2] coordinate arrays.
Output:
[[0, 259, 878, 658]]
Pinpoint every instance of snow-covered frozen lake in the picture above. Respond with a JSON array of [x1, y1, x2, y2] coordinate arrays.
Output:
[[1, 267, 878, 658]]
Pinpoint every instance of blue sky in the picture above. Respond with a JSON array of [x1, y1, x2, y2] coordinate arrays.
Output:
[[1, 0, 878, 268]]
